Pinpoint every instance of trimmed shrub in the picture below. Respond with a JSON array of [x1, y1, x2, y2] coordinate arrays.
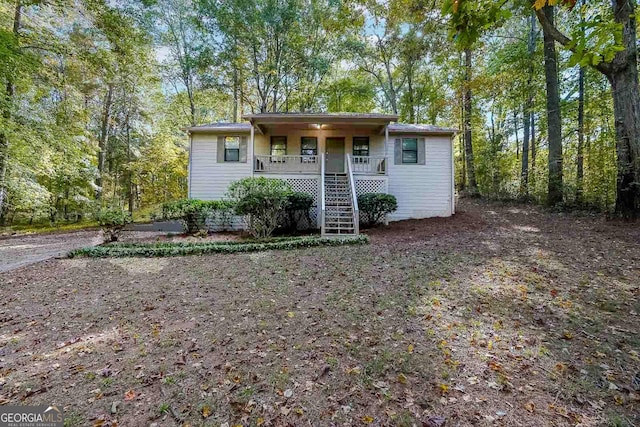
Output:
[[358, 193, 398, 228], [161, 199, 229, 234], [96, 208, 131, 243], [226, 177, 293, 238], [284, 192, 314, 231], [68, 234, 369, 258]]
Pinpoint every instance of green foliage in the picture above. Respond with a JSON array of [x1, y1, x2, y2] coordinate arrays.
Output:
[[68, 234, 369, 257], [161, 199, 232, 234], [283, 191, 314, 231], [357, 193, 398, 228], [96, 208, 132, 242], [226, 177, 293, 238]]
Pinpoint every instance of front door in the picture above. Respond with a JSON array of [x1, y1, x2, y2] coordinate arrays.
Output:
[[325, 137, 345, 173]]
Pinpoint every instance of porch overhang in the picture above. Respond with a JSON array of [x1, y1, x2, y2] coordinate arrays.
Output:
[[242, 112, 399, 134]]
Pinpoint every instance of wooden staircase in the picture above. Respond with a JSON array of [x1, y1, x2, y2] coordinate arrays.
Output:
[[323, 174, 356, 235]]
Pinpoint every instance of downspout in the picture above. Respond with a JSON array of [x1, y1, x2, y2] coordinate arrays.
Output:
[[188, 131, 193, 199], [250, 123, 255, 176], [384, 125, 390, 224], [451, 134, 456, 215]]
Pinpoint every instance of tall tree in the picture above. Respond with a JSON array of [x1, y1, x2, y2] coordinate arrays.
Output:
[[534, 0, 640, 217], [0, 0, 23, 223], [521, 12, 536, 196], [541, 5, 563, 205], [463, 48, 478, 194]]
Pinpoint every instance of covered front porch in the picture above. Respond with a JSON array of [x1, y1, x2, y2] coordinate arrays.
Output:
[[243, 113, 396, 236]]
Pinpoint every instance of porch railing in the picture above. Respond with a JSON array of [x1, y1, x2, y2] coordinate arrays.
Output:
[[254, 155, 320, 173], [346, 154, 360, 235], [351, 156, 387, 175]]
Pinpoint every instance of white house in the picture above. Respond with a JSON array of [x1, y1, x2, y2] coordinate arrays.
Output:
[[187, 113, 456, 236]]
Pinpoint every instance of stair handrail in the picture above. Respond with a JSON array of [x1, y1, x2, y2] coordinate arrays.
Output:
[[346, 154, 360, 235], [320, 153, 326, 236]]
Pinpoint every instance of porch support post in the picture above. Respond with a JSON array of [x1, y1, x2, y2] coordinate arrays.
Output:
[[384, 125, 389, 155], [250, 123, 255, 176], [384, 125, 389, 225]]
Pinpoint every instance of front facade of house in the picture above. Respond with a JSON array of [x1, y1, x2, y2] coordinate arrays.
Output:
[[187, 113, 456, 236]]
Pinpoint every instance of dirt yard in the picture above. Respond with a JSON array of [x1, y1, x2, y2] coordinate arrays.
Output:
[[0, 199, 638, 426]]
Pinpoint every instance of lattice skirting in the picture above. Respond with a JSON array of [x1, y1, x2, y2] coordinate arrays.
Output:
[[354, 178, 388, 196], [206, 177, 321, 231], [284, 177, 320, 229]]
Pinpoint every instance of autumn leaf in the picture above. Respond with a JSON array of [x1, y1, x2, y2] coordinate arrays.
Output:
[[439, 383, 450, 395], [124, 390, 136, 401], [397, 373, 407, 384], [533, 0, 546, 9], [256, 418, 265, 426], [201, 405, 212, 418], [361, 415, 374, 423]]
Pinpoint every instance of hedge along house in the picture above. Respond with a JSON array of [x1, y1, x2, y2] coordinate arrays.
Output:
[[187, 113, 457, 236]]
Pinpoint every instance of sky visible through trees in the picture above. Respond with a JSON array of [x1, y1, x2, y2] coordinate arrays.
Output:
[[0, 0, 638, 225]]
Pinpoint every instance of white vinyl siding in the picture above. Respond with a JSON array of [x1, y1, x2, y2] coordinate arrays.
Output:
[[187, 129, 454, 228], [386, 135, 453, 219], [189, 133, 251, 200]]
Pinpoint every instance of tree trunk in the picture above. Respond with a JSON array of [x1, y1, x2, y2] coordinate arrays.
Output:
[[522, 104, 530, 196], [576, 66, 585, 205], [232, 65, 239, 122], [521, 12, 536, 197], [0, 0, 22, 225], [407, 63, 415, 123], [541, 5, 563, 205], [531, 111, 536, 174], [96, 84, 113, 200], [463, 48, 478, 194], [514, 111, 519, 159], [609, 0, 640, 218]]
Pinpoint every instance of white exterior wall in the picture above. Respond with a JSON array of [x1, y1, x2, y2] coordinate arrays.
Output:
[[386, 134, 454, 219], [188, 132, 251, 200], [187, 128, 455, 226]]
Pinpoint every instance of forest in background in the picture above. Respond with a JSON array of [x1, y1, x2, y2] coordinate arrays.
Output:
[[0, 0, 638, 226]]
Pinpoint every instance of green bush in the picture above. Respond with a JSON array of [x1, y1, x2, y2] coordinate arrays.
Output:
[[283, 192, 314, 231], [226, 177, 293, 238], [68, 234, 369, 258], [357, 193, 398, 228], [95, 208, 131, 243], [161, 199, 231, 234]]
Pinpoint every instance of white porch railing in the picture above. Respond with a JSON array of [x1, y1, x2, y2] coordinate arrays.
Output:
[[351, 156, 387, 175], [254, 155, 320, 173], [346, 154, 360, 235]]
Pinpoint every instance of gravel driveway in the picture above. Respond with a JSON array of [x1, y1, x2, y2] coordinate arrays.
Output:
[[0, 230, 102, 273]]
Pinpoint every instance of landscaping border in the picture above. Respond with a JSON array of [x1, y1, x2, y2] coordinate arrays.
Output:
[[68, 235, 368, 258]]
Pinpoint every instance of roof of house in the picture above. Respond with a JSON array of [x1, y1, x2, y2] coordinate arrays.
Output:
[[186, 122, 252, 132], [186, 115, 457, 135], [242, 112, 400, 122], [387, 123, 458, 135]]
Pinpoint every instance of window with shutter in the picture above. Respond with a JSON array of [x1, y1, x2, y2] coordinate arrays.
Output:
[[224, 136, 240, 162], [402, 138, 418, 163]]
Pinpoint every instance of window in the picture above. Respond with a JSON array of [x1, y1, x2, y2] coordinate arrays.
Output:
[[353, 137, 370, 157], [301, 137, 317, 156], [271, 136, 287, 158], [224, 136, 240, 162], [402, 138, 418, 163]]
